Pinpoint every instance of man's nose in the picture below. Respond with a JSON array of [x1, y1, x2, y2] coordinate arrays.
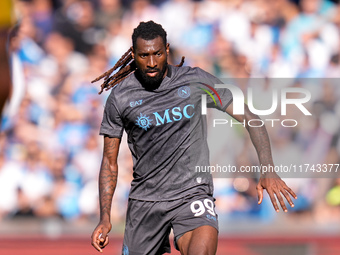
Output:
[[147, 56, 157, 68]]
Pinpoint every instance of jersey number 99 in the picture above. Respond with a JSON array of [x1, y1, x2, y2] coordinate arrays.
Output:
[[190, 199, 215, 217]]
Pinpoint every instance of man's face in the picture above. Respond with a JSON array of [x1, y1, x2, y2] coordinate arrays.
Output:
[[132, 36, 169, 90]]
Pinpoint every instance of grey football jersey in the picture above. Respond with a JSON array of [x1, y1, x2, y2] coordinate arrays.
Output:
[[100, 65, 232, 201]]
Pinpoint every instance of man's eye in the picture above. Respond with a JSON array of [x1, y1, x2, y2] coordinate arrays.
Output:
[[157, 52, 162, 56]]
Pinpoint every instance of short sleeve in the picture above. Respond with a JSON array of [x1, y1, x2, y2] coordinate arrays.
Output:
[[99, 92, 124, 138], [195, 68, 233, 111]]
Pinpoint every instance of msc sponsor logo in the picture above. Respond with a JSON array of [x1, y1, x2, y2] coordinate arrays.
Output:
[[134, 104, 195, 130], [153, 104, 195, 126], [135, 113, 153, 131]]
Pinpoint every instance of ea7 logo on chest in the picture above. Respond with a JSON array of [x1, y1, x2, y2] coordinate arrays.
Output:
[[130, 99, 143, 107]]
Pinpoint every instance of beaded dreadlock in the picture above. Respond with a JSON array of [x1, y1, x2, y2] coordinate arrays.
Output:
[[92, 21, 185, 94]]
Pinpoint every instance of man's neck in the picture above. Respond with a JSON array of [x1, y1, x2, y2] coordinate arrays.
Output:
[[163, 64, 169, 79]]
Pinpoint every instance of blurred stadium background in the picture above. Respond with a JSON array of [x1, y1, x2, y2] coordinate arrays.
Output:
[[1, 0, 340, 254]]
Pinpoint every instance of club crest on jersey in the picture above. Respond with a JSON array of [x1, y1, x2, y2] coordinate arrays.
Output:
[[136, 113, 153, 131], [178, 86, 191, 98]]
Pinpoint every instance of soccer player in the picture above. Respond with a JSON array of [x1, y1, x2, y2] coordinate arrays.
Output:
[[91, 21, 297, 255]]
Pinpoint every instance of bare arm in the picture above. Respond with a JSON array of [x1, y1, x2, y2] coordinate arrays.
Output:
[[226, 103, 297, 212], [227, 104, 274, 167], [91, 136, 120, 252]]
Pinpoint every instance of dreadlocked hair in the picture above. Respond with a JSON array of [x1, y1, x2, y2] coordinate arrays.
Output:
[[91, 47, 134, 94], [92, 49, 185, 94]]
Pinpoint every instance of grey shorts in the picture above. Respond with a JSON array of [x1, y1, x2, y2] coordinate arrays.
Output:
[[122, 193, 219, 255]]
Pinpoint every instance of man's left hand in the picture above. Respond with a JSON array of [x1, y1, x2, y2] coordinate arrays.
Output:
[[257, 173, 297, 212]]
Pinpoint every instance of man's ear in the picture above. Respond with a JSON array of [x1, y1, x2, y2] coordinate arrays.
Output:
[[166, 43, 170, 55], [131, 46, 134, 58]]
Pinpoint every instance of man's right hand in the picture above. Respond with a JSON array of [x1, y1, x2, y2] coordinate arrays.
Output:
[[91, 221, 112, 252]]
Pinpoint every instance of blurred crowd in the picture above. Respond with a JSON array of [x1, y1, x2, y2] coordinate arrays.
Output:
[[1, 0, 340, 230]]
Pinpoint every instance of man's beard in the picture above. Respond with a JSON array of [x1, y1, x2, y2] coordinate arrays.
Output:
[[135, 64, 168, 91]]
